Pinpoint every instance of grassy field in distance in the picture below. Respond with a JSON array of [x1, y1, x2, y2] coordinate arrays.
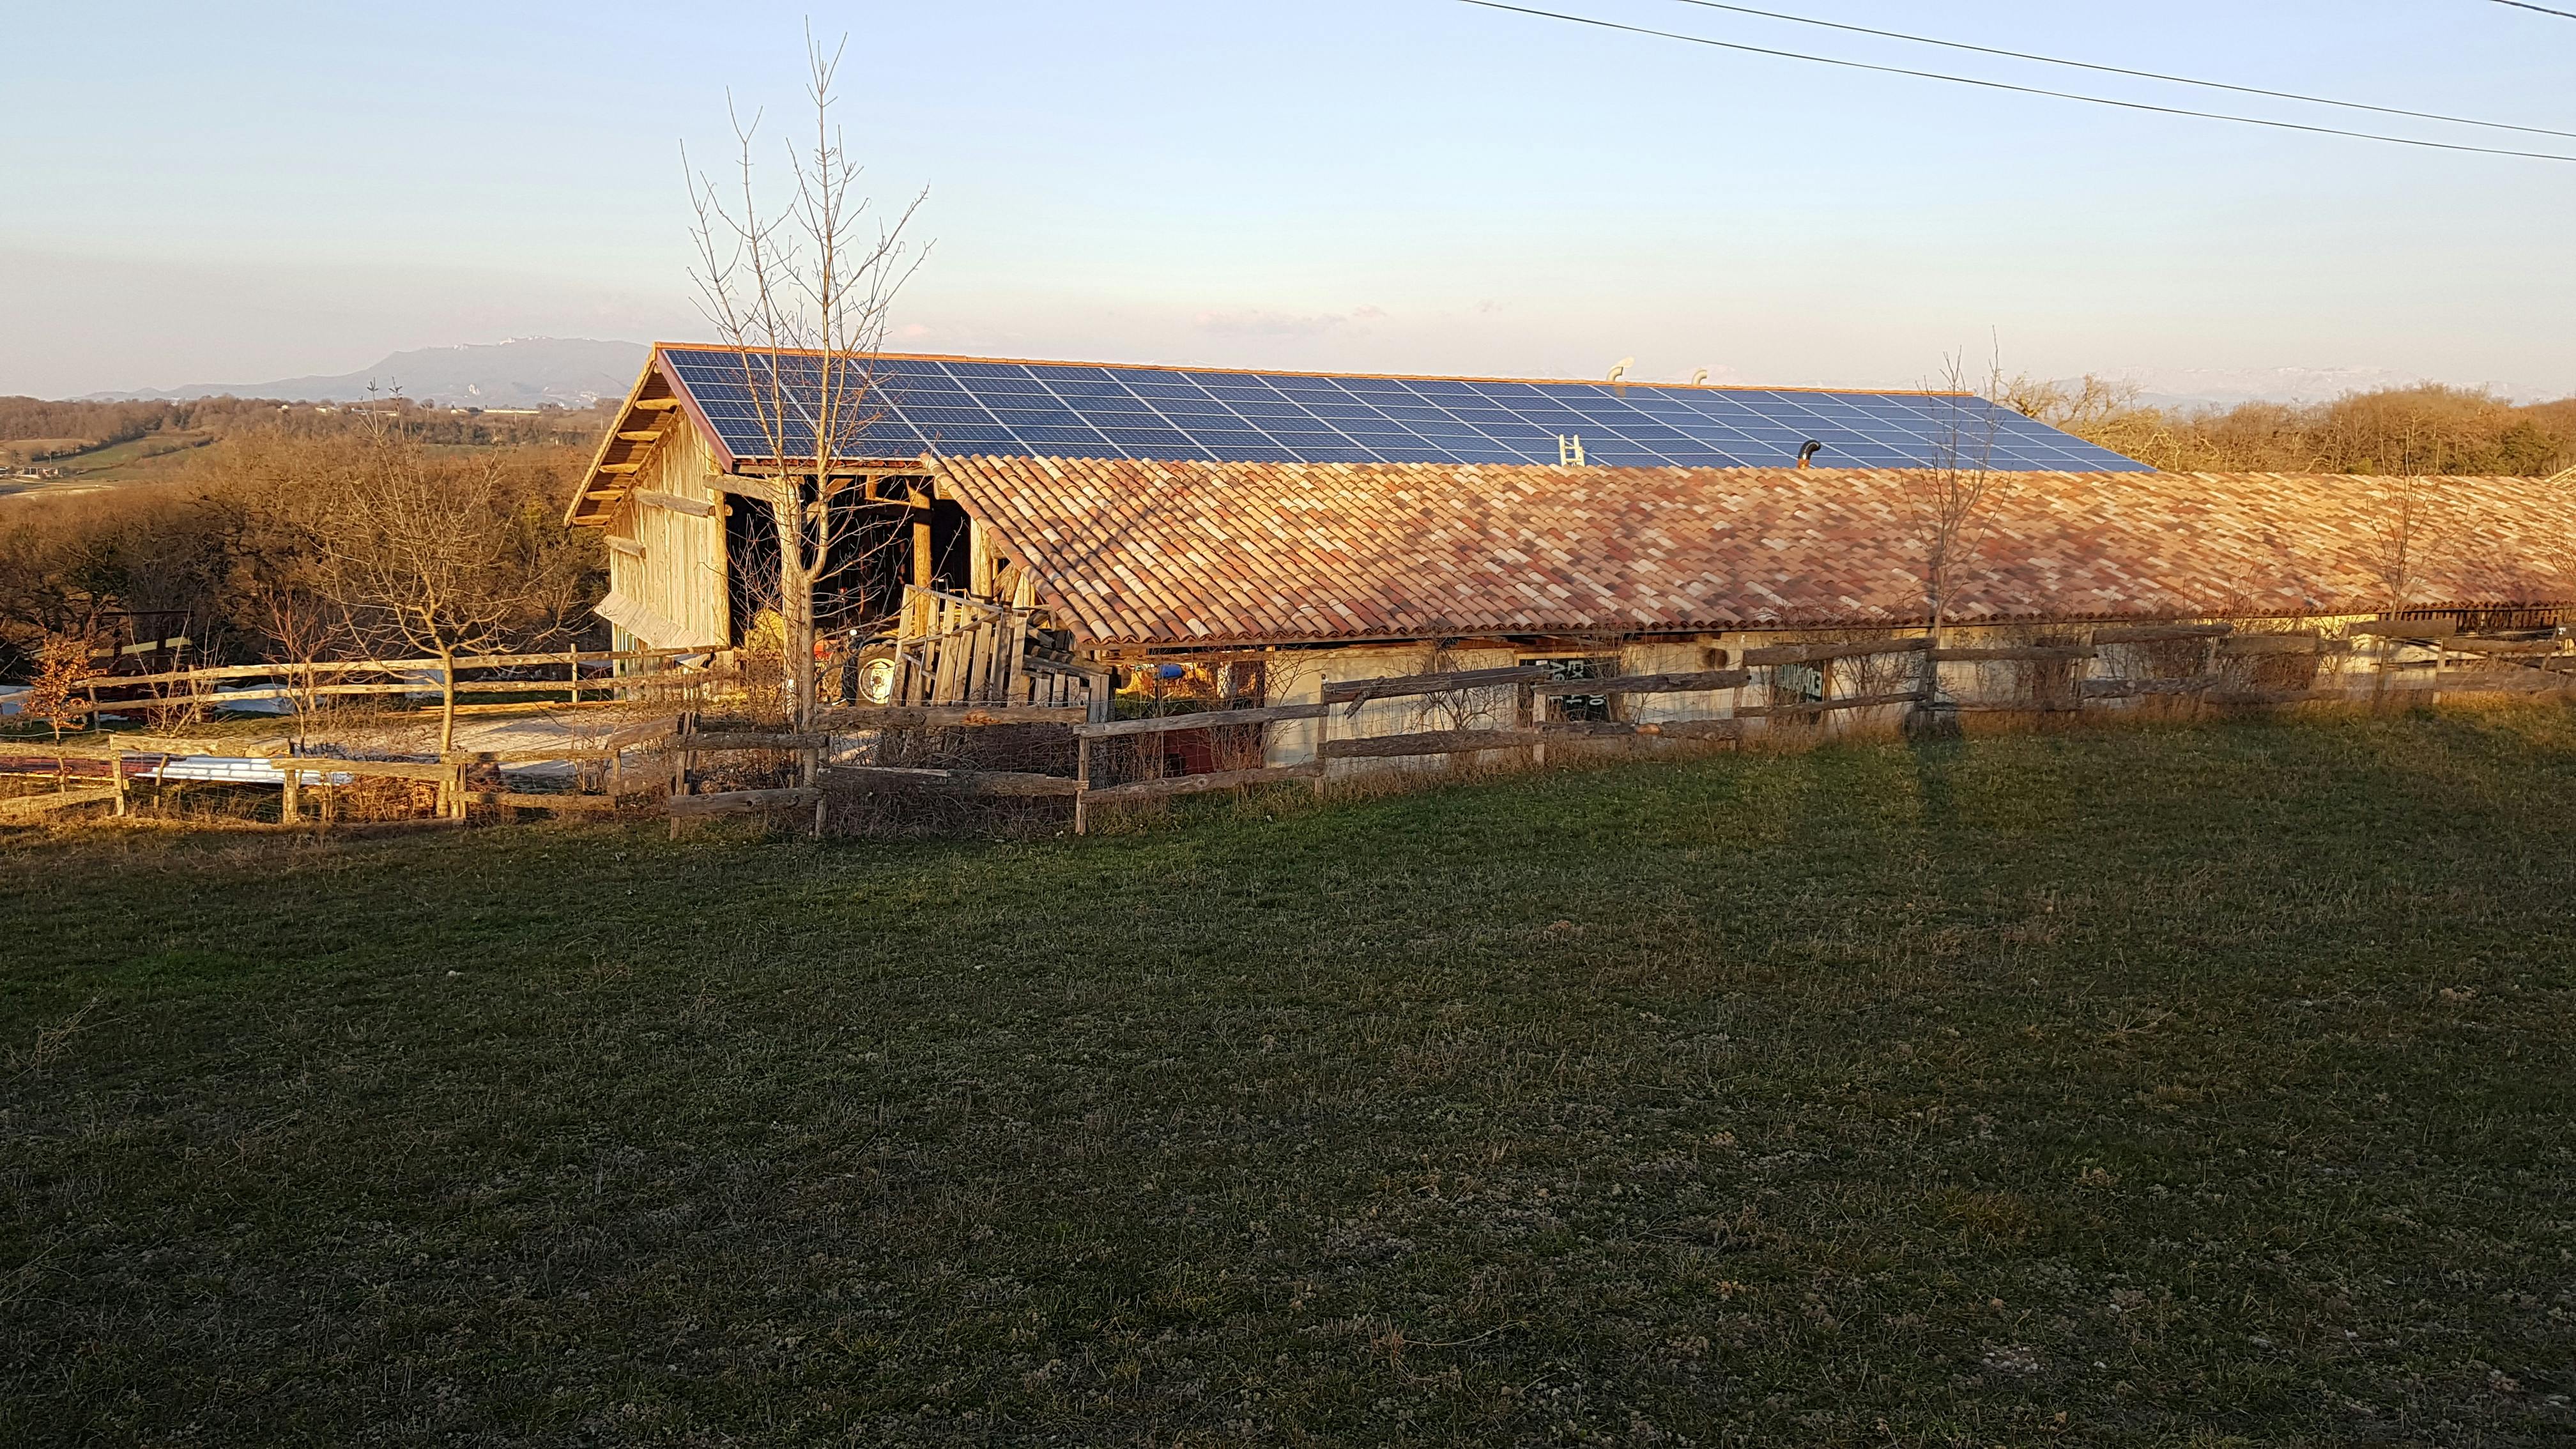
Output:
[[3, 706, 2571, 1445], [0, 430, 216, 501]]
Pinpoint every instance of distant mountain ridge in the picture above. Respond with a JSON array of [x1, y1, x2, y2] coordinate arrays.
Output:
[[89, 338, 650, 409]]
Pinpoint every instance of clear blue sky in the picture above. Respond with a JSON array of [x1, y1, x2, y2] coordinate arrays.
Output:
[[4, 0, 2571, 398]]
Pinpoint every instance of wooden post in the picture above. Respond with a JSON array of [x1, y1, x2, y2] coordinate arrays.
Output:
[[280, 756, 300, 825], [806, 740, 825, 840], [110, 744, 126, 817], [1313, 688, 1331, 799], [669, 714, 693, 840], [1519, 680, 1544, 770], [568, 648, 581, 706], [1075, 735, 1091, 836]]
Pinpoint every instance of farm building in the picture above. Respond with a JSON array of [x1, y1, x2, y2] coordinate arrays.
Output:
[[566, 344, 2576, 766]]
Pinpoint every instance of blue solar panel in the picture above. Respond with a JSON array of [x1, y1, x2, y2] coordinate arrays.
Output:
[[655, 348, 2153, 471]]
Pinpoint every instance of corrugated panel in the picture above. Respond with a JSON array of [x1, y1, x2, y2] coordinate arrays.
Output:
[[933, 457, 2576, 647]]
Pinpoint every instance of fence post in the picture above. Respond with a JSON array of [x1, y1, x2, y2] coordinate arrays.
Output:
[[668, 714, 693, 840], [1519, 680, 1544, 770], [280, 755, 300, 825], [1075, 734, 1091, 836], [806, 740, 825, 841], [1313, 689, 1332, 799]]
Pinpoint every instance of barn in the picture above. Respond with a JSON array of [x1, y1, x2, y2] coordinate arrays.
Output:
[[565, 344, 2576, 763]]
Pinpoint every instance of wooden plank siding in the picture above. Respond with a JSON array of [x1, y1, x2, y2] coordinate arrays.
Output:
[[601, 418, 728, 650]]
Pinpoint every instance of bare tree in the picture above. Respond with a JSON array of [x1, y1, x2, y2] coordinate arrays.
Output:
[[2366, 473, 2439, 617], [686, 26, 928, 731], [321, 404, 556, 755], [1903, 349, 2012, 737], [237, 578, 347, 746]]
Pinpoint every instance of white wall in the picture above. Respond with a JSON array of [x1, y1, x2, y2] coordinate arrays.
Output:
[[1264, 643, 1521, 775]]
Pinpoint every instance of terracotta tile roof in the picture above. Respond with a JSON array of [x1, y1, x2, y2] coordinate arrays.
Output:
[[931, 456, 2576, 647]]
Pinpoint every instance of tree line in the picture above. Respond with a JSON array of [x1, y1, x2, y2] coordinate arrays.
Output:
[[2005, 378, 2576, 477], [0, 394, 617, 465], [1, 417, 600, 744]]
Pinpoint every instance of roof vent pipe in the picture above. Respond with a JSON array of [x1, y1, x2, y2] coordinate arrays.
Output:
[[1690, 368, 1710, 385], [1606, 357, 1633, 383], [1796, 440, 1825, 470]]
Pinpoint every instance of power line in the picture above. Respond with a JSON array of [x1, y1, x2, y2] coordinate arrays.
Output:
[[1666, 0, 2576, 141], [1456, 1, 2576, 164], [2492, 0, 2576, 19]]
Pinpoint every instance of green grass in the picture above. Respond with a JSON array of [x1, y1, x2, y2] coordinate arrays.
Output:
[[4, 708, 2573, 1445]]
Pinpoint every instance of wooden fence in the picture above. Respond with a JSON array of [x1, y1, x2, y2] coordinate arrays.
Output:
[[8, 617, 2570, 834], [65, 645, 714, 717]]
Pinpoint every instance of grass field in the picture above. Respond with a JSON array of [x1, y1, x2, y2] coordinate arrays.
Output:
[[4, 707, 2572, 1445]]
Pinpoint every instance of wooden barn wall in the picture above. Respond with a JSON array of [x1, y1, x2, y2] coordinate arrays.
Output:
[[604, 419, 728, 648]]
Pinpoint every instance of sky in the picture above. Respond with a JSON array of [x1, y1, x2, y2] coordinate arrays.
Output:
[[3, 0, 2572, 399]]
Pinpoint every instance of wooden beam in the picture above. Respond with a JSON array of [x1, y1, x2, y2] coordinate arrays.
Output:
[[1518, 718, 1751, 740], [445, 747, 622, 763], [285, 758, 456, 781], [1082, 761, 1326, 803], [2080, 675, 2220, 698], [2218, 634, 2322, 657], [634, 490, 717, 518], [1532, 668, 1750, 697], [1073, 702, 1329, 739], [1322, 666, 1553, 708], [617, 430, 664, 443], [2094, 624, 2233, 644], [813, 704, 1087, 729], [2347, 618, 2457, 639], [1740, 638, 1929, 666], [606, 537, 647, 558], [825, 765, 1082, 797], [631, 397, 682, 411], [1735, 689, 1926, 719], [0, 786, 119, 817], [597, 462, 643, 475], [1929, 646, 2097, 663], [2443, 638, 2569, 657], [1655, 718, 1748, 741], [656, 731, 829, 752]]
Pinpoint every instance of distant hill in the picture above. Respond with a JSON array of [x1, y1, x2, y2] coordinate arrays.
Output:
[[91, 338, 650, 410]]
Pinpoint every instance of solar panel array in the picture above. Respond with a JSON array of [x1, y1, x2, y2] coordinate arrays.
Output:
[[661, 348, 2149, 473]]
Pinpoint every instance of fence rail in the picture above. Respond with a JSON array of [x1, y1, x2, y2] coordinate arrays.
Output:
[[12, 615, 2572, 836]]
